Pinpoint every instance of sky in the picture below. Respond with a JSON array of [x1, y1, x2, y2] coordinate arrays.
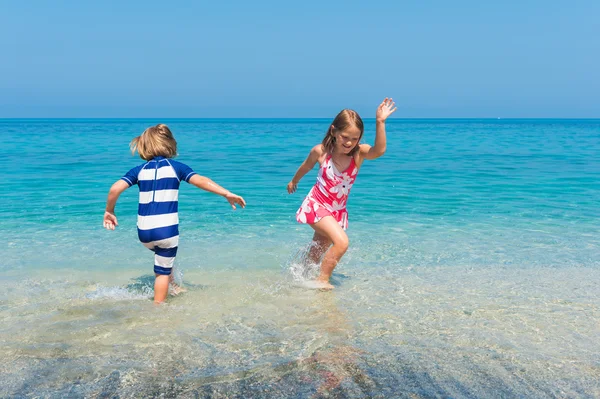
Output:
[[0, 0, 598, 118]]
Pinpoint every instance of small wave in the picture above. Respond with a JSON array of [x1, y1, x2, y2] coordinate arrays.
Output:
[[85, 285, 152, 300]]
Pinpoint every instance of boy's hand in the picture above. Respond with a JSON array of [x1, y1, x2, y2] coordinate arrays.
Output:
[[376, 98, 397, 123], [225, 193, 246, 210], [287, 181, 297, 194], [103, 211, 118, 230]]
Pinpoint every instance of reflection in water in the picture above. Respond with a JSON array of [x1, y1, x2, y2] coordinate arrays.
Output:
[[300, 292, 369, 396]]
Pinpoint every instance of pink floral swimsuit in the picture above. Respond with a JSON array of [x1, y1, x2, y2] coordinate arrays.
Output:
[[296, 154, 358, 230]]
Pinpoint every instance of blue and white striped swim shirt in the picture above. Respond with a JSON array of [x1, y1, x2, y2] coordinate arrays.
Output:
[[121, 156, 196, 275]]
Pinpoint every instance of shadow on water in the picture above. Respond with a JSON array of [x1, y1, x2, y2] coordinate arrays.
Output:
[[124, 274, 155, 295]]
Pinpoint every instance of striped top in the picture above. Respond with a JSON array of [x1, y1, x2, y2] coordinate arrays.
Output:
[[121, 156, 196, 243]]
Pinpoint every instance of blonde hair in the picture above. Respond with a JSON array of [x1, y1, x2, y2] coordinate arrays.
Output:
[[130, 124, 178, 160], [321, 109, 364, 156]]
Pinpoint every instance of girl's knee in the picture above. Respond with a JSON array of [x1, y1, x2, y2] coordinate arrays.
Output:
[[334, 235, 349, 253]]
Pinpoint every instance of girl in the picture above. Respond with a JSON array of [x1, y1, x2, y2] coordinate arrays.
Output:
[[287, 98, 396, 289], [103, 124, 246, 303]]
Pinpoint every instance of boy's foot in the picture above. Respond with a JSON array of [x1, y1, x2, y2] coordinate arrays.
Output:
[[169, 284, 187, 296]]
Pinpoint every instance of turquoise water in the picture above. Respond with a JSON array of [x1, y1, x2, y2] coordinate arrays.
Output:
[[1, 119, 599, 397]]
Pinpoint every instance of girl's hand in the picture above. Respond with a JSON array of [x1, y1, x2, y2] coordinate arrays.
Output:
[[376, 98, 397, 123], [287, 181, 298, 194], [225, 192, 246, 210], [103, 211, 118, 230]]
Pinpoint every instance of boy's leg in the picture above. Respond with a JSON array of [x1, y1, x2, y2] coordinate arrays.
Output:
[[154, 274, 170, 303], [168, 270, 187, 295], [153, 242, 178, 303]]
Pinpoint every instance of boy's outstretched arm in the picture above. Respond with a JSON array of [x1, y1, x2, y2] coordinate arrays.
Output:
[[104, 180, 130, 230], [188, 174, 246, 210]]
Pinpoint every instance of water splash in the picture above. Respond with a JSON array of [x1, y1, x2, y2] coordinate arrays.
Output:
[[85, 285, 152, 300], [286, 241, 321, 282]]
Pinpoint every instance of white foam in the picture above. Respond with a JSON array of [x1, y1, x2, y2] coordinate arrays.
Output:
[[286, 242, 322, 282], [288, 261, 320, 281], [293, 280, 333, 290], [85, 285, 152, 300]]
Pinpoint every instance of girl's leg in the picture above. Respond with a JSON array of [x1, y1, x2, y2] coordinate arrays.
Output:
[[306, 231, 332, 266], [310, 216, 349, 289]]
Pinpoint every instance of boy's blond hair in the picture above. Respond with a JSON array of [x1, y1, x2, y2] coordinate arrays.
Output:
[[130, 124, 178, 160]]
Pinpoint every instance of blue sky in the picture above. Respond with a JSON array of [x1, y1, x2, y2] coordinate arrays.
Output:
[[1, 1, 598, 118]]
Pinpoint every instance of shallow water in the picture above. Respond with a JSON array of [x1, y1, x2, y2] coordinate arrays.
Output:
[[1, 119, 599, 397]]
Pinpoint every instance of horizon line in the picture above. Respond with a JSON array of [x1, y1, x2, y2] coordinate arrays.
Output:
[[1, 117, 599, 121]]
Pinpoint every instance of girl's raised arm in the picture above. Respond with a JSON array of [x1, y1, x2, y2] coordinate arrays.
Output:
[[360, 98, 397, 161]]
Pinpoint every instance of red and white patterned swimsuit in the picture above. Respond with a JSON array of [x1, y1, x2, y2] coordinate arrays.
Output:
[[296, 154, 358, 230]]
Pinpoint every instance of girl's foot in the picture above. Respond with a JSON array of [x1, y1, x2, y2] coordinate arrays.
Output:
[[314, 279, 334, 290], [297, 280, 335, 290]]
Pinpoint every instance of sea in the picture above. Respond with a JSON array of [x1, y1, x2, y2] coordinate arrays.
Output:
[[1, 118, 599, 398]]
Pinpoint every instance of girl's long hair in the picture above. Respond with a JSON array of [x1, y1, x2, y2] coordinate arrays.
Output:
[[321, 109, 364, 156]]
